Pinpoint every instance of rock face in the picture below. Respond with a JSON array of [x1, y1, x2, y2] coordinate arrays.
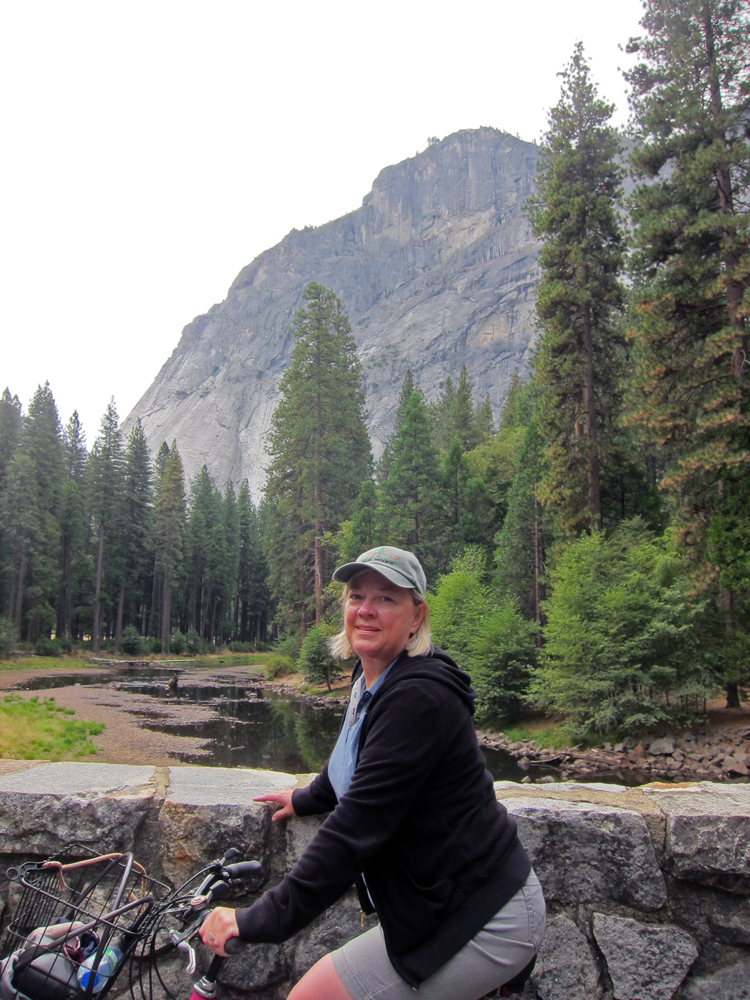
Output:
[[124, 129, 541, 496], [591, 913, 698, 1000], [2, 764, 749, 1000], [505, 796, 667, 911]]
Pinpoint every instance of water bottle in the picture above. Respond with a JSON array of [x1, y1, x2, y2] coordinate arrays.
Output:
[[77, 945, 122, 994]]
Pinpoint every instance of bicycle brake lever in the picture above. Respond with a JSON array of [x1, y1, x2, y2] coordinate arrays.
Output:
[[170, 910, 209, 948], [175, 939, 197, 975]]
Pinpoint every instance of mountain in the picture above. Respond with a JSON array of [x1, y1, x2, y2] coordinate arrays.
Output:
[[125, 128, 542, 499]]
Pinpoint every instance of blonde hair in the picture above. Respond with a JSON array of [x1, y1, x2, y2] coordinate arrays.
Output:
[[328, 578, 433, 660]]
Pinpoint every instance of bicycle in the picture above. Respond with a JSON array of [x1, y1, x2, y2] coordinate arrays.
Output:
[[0, 844, 261, 1000]]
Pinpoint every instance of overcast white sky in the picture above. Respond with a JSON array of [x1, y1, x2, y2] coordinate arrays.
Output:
[[1, 0, 645, 444]]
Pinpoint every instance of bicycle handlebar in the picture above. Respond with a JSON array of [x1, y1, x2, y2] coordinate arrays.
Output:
[[223, 936, 248, 955], [222, 860, 262, 880]]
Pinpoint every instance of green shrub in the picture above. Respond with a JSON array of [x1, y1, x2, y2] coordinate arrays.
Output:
[[263, 654, 295, 679], [470, 600, 538, 723], [532, 519, 707, 739], [299, 624, 338, 690], [148, 638, 162, 654], [0, 617, 16, 659], [170, 631, 186, 655], [186, 629, 204, 655], [121, 626, 144, 656], [274, 632, 302, 660], [429, 549, 538, 724], [56, 634, 73, 653], [34, 636, 60, 657]]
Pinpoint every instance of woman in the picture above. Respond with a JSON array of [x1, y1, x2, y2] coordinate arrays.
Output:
[[201, 546, 545, 999]]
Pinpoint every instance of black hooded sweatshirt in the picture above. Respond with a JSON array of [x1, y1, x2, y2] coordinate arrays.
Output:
[[235, 648, 531, 987]]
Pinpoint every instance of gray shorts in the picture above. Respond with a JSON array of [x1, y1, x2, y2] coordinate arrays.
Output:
[[331, 871, 546, 1000]]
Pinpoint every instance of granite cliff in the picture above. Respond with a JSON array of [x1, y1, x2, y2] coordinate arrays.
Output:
[[125, 128, 542, 498]]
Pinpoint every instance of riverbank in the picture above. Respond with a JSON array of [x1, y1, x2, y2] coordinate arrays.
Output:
[[2, 656, 748, 784]]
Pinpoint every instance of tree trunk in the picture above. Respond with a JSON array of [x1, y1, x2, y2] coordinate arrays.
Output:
[[14, 550, 26, 634], [724, 587, 742, 708], [92, 522, 105, 653], [114, 580, 126, 652], [147, 551, 159, 638], [581, 299, 602, 529], [314, 515, 322, 627], [314, 348, 323, 626], [161, 567, 172, 654], [534, 499, 543, 645]]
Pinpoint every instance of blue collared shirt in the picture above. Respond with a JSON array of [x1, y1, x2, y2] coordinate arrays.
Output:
[[328, 661, 395, 802]]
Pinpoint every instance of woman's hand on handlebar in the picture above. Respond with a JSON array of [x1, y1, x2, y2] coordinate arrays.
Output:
[[253, 787, 296, 822], [199, 907, 239, 957]]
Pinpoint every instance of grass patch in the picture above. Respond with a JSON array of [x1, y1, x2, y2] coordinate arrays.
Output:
[[0, 656, 92, 672], [193, 653, 268, 668], [0, 695, 105, 760], [499, 723, 575, 751]]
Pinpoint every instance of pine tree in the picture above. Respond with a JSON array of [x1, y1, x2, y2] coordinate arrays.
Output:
[[495, 420, 551, 626], [221, 482, 240, 644], [475, 394, 495, 440], [237, 480, 270, 644], [346, 479, 379, 558], [430, 375, 456, 451], [185, 465, 222, 639], [88, 400, 125, 652], [7, 384, 65, 641], [452, 366, 481, 452], [625, 0, 750, 705], [380, 390, 443, 574], [264, 283, 371, 630], [0, 390, 22, 618], [114, 420, 153, 648], [155, 443, 186, 651], [527, 43, 626, 537], [57, 412, 88, 641]]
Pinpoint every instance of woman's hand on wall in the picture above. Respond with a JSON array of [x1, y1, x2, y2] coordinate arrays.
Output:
[[253, 787, 296, 822]]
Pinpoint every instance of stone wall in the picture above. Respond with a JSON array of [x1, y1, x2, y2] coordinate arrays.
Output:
[[0, 760, 748, 1000]]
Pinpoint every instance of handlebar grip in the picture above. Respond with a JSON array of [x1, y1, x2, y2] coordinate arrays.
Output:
[[224, 937, 248, 955], [222, 860, 262, 880]]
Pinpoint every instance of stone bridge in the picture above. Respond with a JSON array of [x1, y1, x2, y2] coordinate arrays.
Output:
[[0, 760, 748, 1000]]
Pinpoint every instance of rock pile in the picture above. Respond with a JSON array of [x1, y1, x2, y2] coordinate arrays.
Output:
[[479, 726, 750, 784]]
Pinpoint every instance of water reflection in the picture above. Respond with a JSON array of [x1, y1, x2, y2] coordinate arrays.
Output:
[[16, 665, 574, 783]]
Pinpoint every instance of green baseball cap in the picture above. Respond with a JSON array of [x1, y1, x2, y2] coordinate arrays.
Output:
[[333, 546, 427, 595]]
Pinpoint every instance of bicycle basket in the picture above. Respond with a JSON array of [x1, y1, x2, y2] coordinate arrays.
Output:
[[1, 845, 169, 1000]]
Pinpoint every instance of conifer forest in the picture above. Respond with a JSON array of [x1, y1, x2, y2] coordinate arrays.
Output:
[[1, 1, 748, 741]]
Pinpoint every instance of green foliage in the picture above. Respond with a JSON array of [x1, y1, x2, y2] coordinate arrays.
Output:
[[34, 636, 60, 657], [533, 520, 708, 738], [345, 479, 379, 559], [471, 601, 538, 723], [121, 625, 144, 656], [380, 390, 444, 574], [527, 43, 626, 537], [169, 630, 186, 655], [429, 550, 537, 723], [185, 629, 204, 655], [0, 617, 15, 658], [264, 283, 372, 630], [625, 0, 750, 545], [299, 622, 339, 690], [0, 694, 105, 759], [263, 654, 295, 679]]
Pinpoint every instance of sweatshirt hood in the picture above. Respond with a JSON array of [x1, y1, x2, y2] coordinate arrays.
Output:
[[352, 648, 476, 715]]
